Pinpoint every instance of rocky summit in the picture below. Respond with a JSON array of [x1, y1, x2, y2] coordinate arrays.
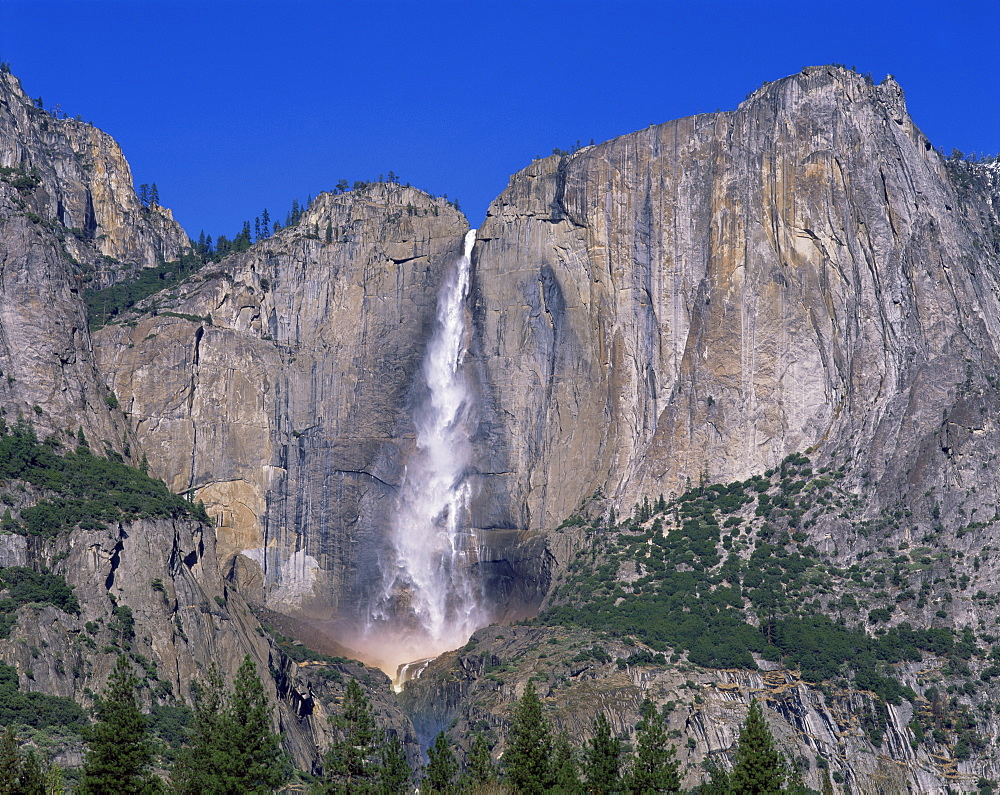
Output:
[[1, 63, 1000, 791]]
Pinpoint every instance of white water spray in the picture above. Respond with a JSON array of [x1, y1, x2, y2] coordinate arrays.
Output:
[[370, 230, 485, 670]]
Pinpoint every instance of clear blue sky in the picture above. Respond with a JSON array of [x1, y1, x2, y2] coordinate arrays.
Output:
[[2, 0, 997, 241]]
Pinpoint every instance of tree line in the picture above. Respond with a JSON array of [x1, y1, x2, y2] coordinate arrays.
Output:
[[0, 657, 817, 794]]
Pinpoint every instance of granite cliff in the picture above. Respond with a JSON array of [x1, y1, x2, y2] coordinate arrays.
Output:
[[470, 65, 1000, 535], [92, 185, 470, 638], [2, 61, 1000, 789]]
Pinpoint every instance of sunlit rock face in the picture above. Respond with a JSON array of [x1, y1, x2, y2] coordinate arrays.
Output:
[[0, 70, 187, 453], [91, 65, 1000, 671], [470, 65, 1000, 533], [94, 186, 472, 634]]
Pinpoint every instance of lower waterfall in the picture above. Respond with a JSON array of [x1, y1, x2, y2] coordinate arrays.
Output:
[[367, 229, 486, 675]]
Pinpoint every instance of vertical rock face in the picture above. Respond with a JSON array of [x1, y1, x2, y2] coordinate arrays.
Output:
[[0, 71, 189, 281], [0, 70, 186, 450], [94, 186, 469, 623], [471, 65, 1000, 533]]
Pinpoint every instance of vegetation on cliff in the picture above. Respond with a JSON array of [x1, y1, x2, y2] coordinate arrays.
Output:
[[0, 418, 208, 537], [539, 452, 993, 754]]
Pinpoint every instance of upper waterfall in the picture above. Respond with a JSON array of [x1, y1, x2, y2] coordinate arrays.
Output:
[[369, 229, 486, 669]]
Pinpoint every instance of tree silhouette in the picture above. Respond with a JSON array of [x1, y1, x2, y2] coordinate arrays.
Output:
[[729, 699, 787, 794], [78, 655, 160, 794], [583, 712, 623, 794], [504, 681, 553, 793]]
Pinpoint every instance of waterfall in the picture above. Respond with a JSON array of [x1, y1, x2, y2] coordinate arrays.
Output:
[[369, 230, 485, 670]]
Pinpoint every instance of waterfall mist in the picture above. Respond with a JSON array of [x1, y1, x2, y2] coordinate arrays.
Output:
[[365, 229, 487, 674]]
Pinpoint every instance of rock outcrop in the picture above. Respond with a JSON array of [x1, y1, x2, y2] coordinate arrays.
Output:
[[0, 69, 187, 454], [400, 625, 994, 793], [470, 66, 1000, 537], [93, 186, 469, 626], [0, 71, 189, 284]]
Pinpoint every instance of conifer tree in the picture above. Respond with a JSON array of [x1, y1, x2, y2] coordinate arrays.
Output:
[[583, 712, 623, 794], [729, 699, 787, 794], [425, 731, 457, 793], [378, 735, 410, 795], [551, 731, 582, 794], [172, 664, 225, 793], [78, 655, 161, 794], [17, 750, 44, 794], [172, 656, 286, 793], [504, 681, 553, 794], [219, 655, 286, 792], [626, 699, 680, 793], [323, 677, 382, 791], [0, 725, 21, 792], [45, 761, 64, 795], [465, 733, 496, 789]]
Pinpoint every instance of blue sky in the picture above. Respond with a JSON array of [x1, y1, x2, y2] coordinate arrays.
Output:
[[2, 0, 997, 240]]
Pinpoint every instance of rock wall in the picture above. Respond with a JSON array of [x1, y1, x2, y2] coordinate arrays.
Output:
[[0, 71, 189, 283], [400, 625, 992, 793], [0, 68, 190, 452], [94, 186, 469, 623], [470, 65, 1000, 534]]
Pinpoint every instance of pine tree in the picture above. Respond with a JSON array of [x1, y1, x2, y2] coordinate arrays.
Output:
[[504, 681, 553, 793], [171, 664, 225, 793], [583, 712, 622, 794], [465, 733, 496, 788], [425, 731, 457, 793], [0, 725, 21, 793], [172, 657, 286, 793], [17, 750, 44, 794], [377, 735, 410, 795], [149, 183, 159, 207], [729, 699, 787, 794], [551, 731, 582, 794], [324, 677, 382, 791], [78, 655, 161, 794], [217, 655, 286, 792], [627, 699, 680, 793], [45, 761, 64, 795]]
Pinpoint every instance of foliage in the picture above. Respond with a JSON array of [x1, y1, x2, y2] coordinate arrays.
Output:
[[0, 662, 86, 731], [0, 566, 79, 638], [424, 731, 457, 793], [378, 735, 411, 795], [540, 451, 966, 705], [504, 681, 554, 793], [0, 419, 203, 537], [0, 725, 51, 794], [551, 732, 583, 794], [84, 252, 206, 330], [627, 700, 681, 793], [583, 712, 623, 794], [321, 677, 408, 793], [78, 655, 162, 794], [171, 656, 287, 794], [465, 733, 497, 789], [729, 700, 787, 794]]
